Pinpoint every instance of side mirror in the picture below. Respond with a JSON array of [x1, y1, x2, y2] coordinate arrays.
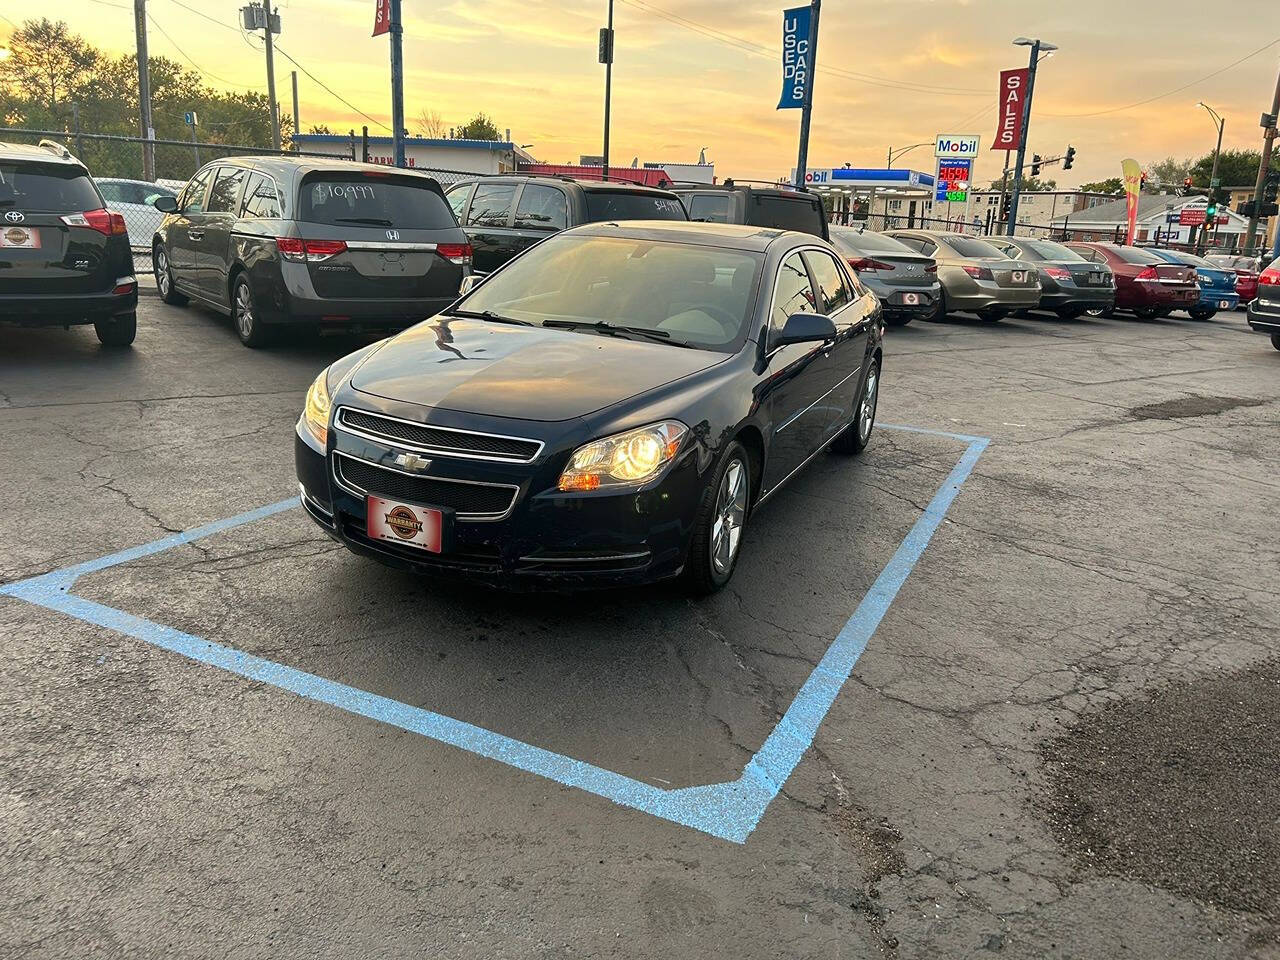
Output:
[[458, 274, 482, 295], [774, 312, 836, 348], [153, 195, 178, 213]]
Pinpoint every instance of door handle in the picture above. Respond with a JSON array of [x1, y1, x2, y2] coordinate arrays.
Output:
[[189, 230, 204, 241]]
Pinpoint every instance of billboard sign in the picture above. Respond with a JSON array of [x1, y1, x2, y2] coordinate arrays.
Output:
[[1179, 207, 1207, 226], [992, 68, 1029, 150], [777, 6, 812, 110], [935, 158, 973, 202], [935, 135, 980, 159]]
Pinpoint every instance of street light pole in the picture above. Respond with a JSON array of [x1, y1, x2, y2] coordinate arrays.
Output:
[[601, 0, 615, 182], [1244, 62, 1280, 257], [1197, 102, 1225, 254], [1006, 37, 1056, 236]]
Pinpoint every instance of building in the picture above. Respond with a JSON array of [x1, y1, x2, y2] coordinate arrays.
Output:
[[788, 167, 937, 225], [291, 133, 535, 176], [1050, 193, 1259, 249], [959, 189, 1120, 233], [1222, 184, 1279, 252], [516, 163, 675, 187]]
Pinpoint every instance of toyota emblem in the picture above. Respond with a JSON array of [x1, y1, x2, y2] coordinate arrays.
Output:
[[4, 211, 24, 223], [385, 229, 400, 241]]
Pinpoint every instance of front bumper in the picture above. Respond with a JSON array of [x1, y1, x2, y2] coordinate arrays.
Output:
[[0, 285, 138, 325], [1246, 297, 1280, 334], [295, 419, 702, 590]]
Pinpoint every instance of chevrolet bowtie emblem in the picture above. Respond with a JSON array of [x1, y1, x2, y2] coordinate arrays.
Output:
[[394, 452, 432, 471]]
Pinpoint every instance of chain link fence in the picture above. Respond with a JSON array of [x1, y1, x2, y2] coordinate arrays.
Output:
[[828, 210, 1068, 240], [1, 127, 482, 272]]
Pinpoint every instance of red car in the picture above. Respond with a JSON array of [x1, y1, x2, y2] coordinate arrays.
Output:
[[1066, 242, 1198, 319]]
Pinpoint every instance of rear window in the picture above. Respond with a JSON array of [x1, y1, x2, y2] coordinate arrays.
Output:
[[1018, 239, 1085, 262], [751, 194, 824, 233], [583, 191, 687, 222], [299, 173, 455, 228], [686, 194, 731, 222], [944, 235, 1008, 259], [1110, 245, 1165, 265], [0, 162, 100, 212], [829, 228, 916, 255]]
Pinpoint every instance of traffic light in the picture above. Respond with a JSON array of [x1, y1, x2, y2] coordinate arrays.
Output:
[[1030, 154, 1042, 176], [1063, 145, 1076, 170], [1182, 177, 1193, 196], [1205, 199, 1218, 219], [999, 193, 1011, 222], [1140, 171, 1148, 189], [1264, 172, 1279, 204]]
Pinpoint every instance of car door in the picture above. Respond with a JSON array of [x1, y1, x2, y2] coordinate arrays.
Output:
[[166, 165, 213, 295], [198, 165, 248, 304], [803, 247, 870, 439], [464, 181, 519, 274], [508, 183, 567, 259], [760, 250, 835, 494]]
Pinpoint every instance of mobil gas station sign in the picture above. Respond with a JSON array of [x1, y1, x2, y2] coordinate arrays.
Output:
[[935, 135, 981, 159]]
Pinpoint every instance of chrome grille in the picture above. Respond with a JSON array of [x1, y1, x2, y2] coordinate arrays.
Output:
[[336, 407, 542, 463], [333, 453, 518, 520]]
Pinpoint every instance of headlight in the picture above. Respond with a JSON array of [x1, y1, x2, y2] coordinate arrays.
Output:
[[558, 421, 688, 492], [302, 369, 332, 445]]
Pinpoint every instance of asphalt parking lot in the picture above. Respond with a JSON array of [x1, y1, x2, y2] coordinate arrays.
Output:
[[3, 294, 1278, 959]]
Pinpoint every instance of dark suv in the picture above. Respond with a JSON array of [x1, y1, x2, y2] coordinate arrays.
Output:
[[670, 182, 829, 241], [0, 140, 139, 346], [152, 157, 471, 347], [444, 175, 688, 274]]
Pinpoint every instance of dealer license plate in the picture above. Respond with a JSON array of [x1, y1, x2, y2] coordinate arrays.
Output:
[[0, 226, 40, 249], [1011, 270, 1026, 283], [1089, 272, 1104, 284], [1218, 300, 1232, 309], [366, 495, 443, 553], [902, 292, 920, 305]]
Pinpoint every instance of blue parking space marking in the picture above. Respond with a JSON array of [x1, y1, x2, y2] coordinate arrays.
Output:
[[1, 425, 988, 844]]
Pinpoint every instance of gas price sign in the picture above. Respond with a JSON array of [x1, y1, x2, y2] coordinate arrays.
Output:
[[935, 158, 973, 202]]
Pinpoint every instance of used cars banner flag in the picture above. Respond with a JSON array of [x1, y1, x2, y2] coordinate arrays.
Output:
[[372, 0, 390, 36], [1121, 158, 1142, 245], [778, 5, 812, 110], [992, 68, 1029, 150]]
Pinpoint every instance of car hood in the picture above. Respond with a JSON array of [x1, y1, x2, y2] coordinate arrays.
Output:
[[350, 316, 727, 422]]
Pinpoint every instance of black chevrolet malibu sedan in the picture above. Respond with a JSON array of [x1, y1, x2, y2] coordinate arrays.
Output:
[[295, 221, 884, 593]]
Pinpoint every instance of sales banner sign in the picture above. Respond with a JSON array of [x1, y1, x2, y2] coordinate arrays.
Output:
[[372, 0, 390, 36], [778, 5, 811, 110], [1121, 158, 1142, 245], [992, 68, 1029, 150], [935, 158, 973, 202]]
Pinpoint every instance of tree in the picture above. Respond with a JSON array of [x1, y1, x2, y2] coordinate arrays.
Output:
[[1143, 156, 1194, 192], [987, 175, 1057, 192], [416, 108, 444, 139], [0, 19, 102, 127], [456, 112, 501, 141], [1079, 177, 1123, 194], [308, 123, 334, 134], [1189, 149, 1267, 189]]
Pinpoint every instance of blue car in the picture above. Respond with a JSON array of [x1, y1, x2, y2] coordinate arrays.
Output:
[[1149, 249, 1238, 320]]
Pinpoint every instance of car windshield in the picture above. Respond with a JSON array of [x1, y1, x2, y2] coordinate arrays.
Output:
[[829, 228, 916, 255], [583, 191, 687, 223], [457, 234, 762, 351], [943, 235, 1008, 259], [1017, 239, 1085, 262], [299, 172, 455, 228], [0, 162, 100, 211]]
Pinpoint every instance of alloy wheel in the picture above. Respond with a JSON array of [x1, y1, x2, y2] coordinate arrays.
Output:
[[710, 457, 748, 576], [235, 283, 254, 339], [859, 364, 879, 442], [155, 248, 169, 296]]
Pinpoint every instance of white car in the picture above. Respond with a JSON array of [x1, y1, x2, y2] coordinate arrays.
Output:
[[94, 178, 180, 250]]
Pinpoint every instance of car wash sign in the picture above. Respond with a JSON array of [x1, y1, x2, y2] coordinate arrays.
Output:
[[778, 5, 812, 109]]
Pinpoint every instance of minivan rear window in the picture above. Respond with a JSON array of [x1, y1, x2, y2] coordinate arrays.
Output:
[[299, 173, 455, 228], [0, 163, 101, 212], [583, 191, 687, 222], [751, 195, 824, 233]]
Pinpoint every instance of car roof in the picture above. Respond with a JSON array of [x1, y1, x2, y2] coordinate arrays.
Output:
[[669, 183, 815, 200], [567, 219, 804, 251], [0, 140, 87, 167], [448, 174, 680, 196], [210, 154, 446, 183]]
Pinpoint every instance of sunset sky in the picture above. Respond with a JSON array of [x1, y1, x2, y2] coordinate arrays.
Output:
[[3, 0, 1278, 186]]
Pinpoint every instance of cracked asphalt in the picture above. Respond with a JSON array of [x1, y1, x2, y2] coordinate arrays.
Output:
[[2, 296, 1278, 959]]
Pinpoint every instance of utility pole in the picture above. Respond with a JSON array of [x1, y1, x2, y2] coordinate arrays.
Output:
[[1244, 62, 1280, 256], [794, 0, 821, 189], [998, 149, 1010, 230], [1197, 103, 1225, 254], [600, 0, 615, 182], [1006, 37, 1056, 236], [262, 0, 280, 150], [389, 0, 405, 167], [291, 70, 300, 150], [133, 0, 155, 180]]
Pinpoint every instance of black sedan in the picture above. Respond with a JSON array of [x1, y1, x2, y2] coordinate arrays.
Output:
[[983, 235, 1115, 319], [295, 221, 884, 592]]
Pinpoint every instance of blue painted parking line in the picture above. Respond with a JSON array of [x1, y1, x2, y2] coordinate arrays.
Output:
[[1, 425, 988, 844]]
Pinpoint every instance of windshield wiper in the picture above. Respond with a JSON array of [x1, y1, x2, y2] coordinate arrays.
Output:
[[542, 319, 693, 348], [333, 216, 394, 226], [447, 308, 534, 326]]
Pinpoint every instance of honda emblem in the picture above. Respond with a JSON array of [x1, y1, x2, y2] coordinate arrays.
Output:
[[386, 229, 400, 241]]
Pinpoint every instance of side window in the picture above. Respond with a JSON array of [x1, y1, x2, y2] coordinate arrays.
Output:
[[687, 194, 731, 223], [206, 167, 246, 215], [466, 183, 516, 227], [513, 184, 568, 231], [446, 183, 473, 221], [770, 252, 817, 340], [97, 182, 123, 204], [181, 167, 214, 214], [240, 174, 281, 219], [804, 249, 852, 314]]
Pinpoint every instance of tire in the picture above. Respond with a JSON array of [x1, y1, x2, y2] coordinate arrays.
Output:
[[231, 274, 271, 348], [94, 312, 136, 347], [1272, 334, 1280, 351], [153, 243, 188, 306], [832, 355, 880, 455], [1056, 307, 1084, 320], [1188, 307, 1216, 321], [1155, 308, 1173, 319], [1084, 305, 1113, 318], [977, 308, 1007, 322], [682, 441, 752, 595], [925, 288, 948, 322], [1134, 307, 1160, 320]]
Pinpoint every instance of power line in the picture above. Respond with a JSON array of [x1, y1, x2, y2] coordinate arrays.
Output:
[[146, 11, 261, 89], [272, 43, 392, 132], [1041, 36, 1280, 119]]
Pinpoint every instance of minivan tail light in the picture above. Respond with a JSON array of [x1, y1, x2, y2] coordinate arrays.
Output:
[[61, 208, 128, 236], [961, 264, 994, 281], [275, 237, 347, 262], [436, 242, 472, 265], [846, 257, 893, 272]]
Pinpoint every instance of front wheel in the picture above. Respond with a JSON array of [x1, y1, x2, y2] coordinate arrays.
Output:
[[94, 312, 136, 347], [682, 441, 751, 595], [153, 243, 188, 306], [232, 275, 271, 348], [832, 356, 879, 455]]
